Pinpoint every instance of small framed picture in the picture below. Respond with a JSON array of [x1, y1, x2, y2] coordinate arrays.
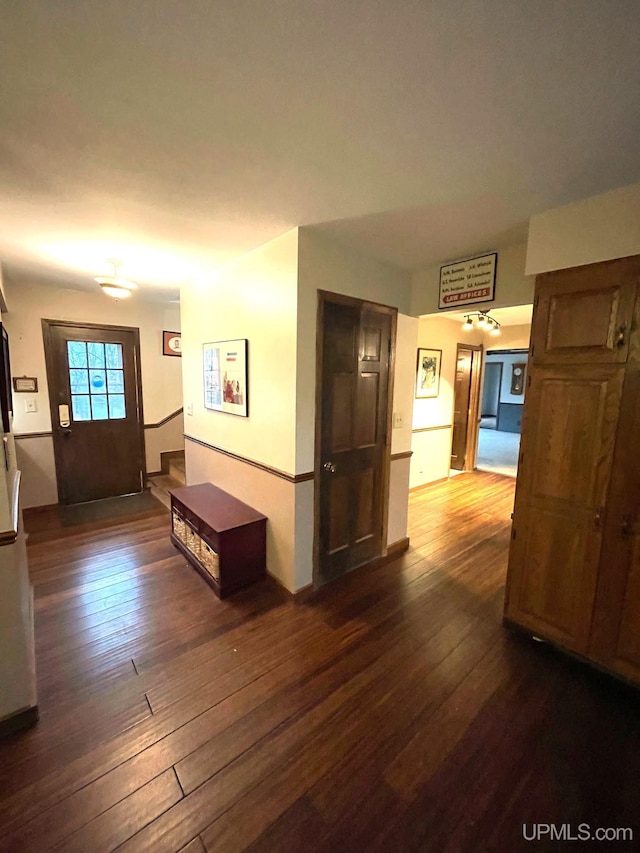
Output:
[[416, 348, 442, 398], [13, 376, 38, 393], [163, 331, 182, 357]]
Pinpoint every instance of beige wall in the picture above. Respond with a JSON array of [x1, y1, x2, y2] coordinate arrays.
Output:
[[526, 181, 640, 275], [3, 279, 183, 506], [410, 316, 483, 489], [487, 323, 531, 351], [181, 228, 299, 476], [296, 227, 413, 472], [181, 228, 416, 592]]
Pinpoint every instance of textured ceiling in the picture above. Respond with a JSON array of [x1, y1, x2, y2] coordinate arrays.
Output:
[[1, 1, 639, 301]]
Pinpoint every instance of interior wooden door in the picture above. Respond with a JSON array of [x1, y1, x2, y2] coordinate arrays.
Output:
[[505, 363, 626, 653], [451, 345, 482, 471], [316, 294, 394, 584], [43, 321, 145, 504]]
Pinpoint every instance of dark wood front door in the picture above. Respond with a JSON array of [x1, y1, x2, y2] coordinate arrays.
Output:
[[316, 293, 395, 585], [43, 320, 145, 505], [451, 344, 482, 471]]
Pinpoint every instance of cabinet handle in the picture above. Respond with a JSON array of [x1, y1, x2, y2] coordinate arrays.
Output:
[[615, 323, 627, 348]]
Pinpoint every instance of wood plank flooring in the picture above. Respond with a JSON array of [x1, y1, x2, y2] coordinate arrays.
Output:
[[1, 472, 640, 851]]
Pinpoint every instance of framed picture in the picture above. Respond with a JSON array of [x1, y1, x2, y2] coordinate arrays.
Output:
[[203, 339, 248, 417], [416, 348, 442, 398], [163, 331, 182, 357], [12, 375, 38, 393], [510, 362, 526, 395]]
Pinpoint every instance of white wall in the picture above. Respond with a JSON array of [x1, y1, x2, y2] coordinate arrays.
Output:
[[527, 181, 640, 275], [411, 242, 535, 317]]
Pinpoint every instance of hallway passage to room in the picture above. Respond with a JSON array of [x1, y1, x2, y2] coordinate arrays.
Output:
[[0, 473, 639, 851]]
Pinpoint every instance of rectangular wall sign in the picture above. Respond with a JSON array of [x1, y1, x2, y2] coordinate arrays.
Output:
[[439, 252, 497, 309]]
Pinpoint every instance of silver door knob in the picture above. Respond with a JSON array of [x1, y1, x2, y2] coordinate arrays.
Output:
[[323, 461, 337, 473]]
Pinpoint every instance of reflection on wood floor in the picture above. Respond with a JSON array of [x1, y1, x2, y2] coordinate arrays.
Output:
[[1, 472, 639, 852]]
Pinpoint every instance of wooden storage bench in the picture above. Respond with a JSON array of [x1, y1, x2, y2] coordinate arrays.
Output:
[[169, 482, 267, 598]]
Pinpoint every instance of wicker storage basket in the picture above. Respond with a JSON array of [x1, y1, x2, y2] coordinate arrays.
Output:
[[201, 541, 220, 581], [172, 509, 187, 544]]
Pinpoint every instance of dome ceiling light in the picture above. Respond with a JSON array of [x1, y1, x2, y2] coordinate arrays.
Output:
[[95, 259, 138, 299], [461, 311, 501, 336]]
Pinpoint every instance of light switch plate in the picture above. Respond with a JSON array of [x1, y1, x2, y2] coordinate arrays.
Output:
[[186, 402, 194, 416], [25, 398, 38, 413]]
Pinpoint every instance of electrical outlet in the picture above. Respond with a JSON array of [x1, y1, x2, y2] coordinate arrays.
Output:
[[392, 412, 404, 429], [25, 398, 38, 413]]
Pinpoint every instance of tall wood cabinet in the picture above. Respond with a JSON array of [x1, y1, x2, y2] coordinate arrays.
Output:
[[504, 255, 640, 685]]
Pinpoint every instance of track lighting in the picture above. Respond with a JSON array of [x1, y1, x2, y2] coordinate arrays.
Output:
[[460, 311, 501, 334]]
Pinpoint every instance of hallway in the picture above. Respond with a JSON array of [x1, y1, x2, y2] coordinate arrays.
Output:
[[0, 474, 639, 851]]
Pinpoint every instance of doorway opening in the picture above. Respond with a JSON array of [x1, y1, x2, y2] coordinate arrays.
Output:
[[476, 347, 529, 478]]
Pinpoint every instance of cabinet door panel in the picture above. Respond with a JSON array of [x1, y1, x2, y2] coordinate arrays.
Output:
[[531, 257, 640, 366], [588, 366, 640, 681], [505, 364, 625, 654]]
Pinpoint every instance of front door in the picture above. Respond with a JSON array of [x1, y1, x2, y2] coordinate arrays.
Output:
[[43, 320, 145, 504], [316, 293, 395, 585]]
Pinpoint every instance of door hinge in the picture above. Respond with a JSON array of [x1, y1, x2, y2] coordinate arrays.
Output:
[[527, 374, 531, 388], [511, 528, 517, 540]]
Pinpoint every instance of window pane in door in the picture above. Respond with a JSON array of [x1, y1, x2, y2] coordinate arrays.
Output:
[[90, 370, 107, 392], [72, 395, 91, 421], [91, 395, 109, 420], [107, 370, 124, 393], [105, 343, 123, 369], [87, 342, 105, 369], [108, 395, 126, 419], [69, 369, 89, 394], [67, 341, 88, 368]]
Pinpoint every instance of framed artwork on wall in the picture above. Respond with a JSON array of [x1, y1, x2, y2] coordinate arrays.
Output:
[[416, 347, 442, 398], [163, 331, 182, 357], [203, 339, 248, 417]]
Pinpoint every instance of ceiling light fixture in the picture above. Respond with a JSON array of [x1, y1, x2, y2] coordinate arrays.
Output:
[[460, 311, 501, 335], [95, 259, 138, 299]]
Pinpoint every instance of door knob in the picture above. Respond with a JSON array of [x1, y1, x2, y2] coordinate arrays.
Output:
[[323, 461, 337, 473]]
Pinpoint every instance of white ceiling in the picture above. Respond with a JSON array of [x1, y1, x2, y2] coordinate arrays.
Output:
[[1, 1, 640, 301]]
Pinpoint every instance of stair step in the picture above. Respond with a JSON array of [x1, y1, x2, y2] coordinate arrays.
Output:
[[168, 456, 186, 484], [148, 474, 185, 510]]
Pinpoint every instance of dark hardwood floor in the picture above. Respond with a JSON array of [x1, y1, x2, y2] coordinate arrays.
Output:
[[1, 472, 639, 851]]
